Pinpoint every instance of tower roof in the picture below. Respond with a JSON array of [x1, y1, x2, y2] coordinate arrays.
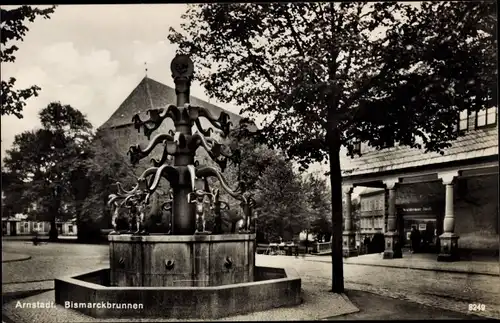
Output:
[[99, 76, 242, 130]]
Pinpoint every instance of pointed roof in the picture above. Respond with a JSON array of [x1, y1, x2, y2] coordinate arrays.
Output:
[[99, 77, 242, 130]]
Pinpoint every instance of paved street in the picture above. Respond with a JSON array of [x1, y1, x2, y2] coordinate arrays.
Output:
[[2, 240, 499, 320], [260, 254, 500, 318], [331, 289, 486, 320]]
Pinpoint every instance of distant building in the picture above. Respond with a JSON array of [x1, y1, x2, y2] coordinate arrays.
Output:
[[342, 107, 498, 257], [2, 215, 77, 236], [98, 76, 254, 177]]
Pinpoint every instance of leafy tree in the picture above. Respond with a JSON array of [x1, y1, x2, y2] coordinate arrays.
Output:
[[303, 174, 332, 242], [78, 129, 138, 240], [1, 169, 29, 218], [1, 5, 57, 118], [168, 2, 496, 292], [2, 102, 93, 240], [254, 156, 308, 242]]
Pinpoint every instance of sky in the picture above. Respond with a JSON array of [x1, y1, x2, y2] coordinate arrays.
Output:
[[1, 4, 240, 153], [0, 4, 368, 194]]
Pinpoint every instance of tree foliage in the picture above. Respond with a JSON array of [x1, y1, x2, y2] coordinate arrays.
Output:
[[77, 129, 139, 239], [212, 136, 312, 241], [2, 102, 93, 239], [169, 2, 496, 292], [254, 156, 308, 242], [1, 5, 56, 118], [1, 169, 28, 217], [303, 173, 332, 241]]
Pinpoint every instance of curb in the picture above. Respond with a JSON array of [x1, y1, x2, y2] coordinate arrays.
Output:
[[340, 292, 360, 313], [2, 253, 31, 263], [309, 258, 499, 277]]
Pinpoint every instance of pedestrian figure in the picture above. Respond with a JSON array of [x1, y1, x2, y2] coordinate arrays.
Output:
[[32, 230, 39, 246], [363, 236, 370, 254]]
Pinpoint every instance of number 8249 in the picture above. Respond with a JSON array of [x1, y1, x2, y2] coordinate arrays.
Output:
[[468, 303, 486, 311]]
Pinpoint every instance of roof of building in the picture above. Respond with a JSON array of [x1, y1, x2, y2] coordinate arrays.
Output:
[[99, 77, 244, 129], [342, 126, 498, 177]]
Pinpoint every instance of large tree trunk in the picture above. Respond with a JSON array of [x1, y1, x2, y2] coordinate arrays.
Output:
[[327, 126, 344, 293]]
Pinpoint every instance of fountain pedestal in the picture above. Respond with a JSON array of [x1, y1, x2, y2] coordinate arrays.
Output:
[[110, 234, 255, 287]]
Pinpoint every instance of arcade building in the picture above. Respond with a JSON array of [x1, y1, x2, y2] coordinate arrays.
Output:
[[341, 107, 499, 261]]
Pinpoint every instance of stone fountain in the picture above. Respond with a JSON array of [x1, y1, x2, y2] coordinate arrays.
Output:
[[54, 55, 301, 320]]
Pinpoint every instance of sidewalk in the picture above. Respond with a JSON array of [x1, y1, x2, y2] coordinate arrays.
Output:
[[309, 252, 500, 276]]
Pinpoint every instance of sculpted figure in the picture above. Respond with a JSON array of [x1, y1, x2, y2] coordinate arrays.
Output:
[[188, 189, 214, 233], [110, 204, 121, 235], [211, 188, 230, 235]]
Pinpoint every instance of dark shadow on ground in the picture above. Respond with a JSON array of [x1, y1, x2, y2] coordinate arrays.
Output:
[[328, 289, 489, 320]]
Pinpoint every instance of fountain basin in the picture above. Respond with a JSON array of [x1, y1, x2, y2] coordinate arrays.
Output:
[[54, 266, 302, 319], [109, 234, 256, 287]]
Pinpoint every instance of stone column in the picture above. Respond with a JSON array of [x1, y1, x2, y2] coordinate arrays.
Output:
[[383, 179, 402, 259], [170, 55, 196, 235], [437, 171, 460, 262], [342, 186, 357, 257]]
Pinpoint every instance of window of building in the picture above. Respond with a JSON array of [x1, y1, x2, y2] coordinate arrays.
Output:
[[477, 109, 486, 127], [486, 107, 497, 126], [459, 110, 468, 131], [459, 107, 497, 132], [68, 225, 74, 233]]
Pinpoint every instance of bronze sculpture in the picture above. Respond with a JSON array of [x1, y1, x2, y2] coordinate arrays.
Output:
[[108, 55, 253, 236]]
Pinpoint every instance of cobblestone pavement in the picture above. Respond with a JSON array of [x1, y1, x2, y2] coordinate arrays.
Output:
[[2, 242, 108, 284], [260, 255, 500, 319], [2, 241, 499, 319]]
